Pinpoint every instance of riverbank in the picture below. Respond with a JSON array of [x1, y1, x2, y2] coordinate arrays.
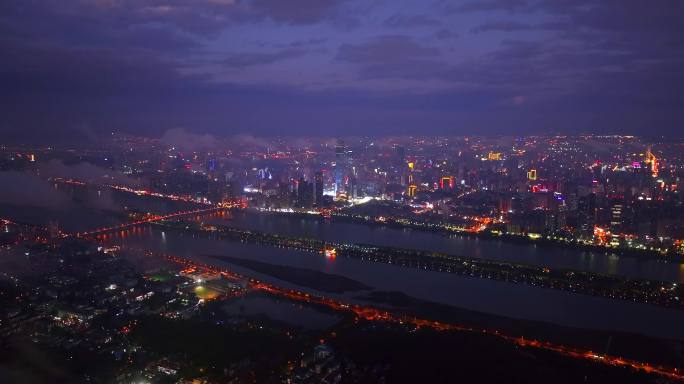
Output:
[[169, 254, 684, 373], [239, 209, 684, 263], [206, 254, 372, 293], [154, 220, 684, 311]]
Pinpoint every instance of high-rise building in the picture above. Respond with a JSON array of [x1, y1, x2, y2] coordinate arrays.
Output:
[[296, 177, 313, 208], [577, 193, 596, 236], [334, 139, 347, 194], [313, 172, 324, 207], [335, 139, 346, 160], [610, 198, 624, 233], [395, 145, 405, 164], [644, 147, 659, 178]]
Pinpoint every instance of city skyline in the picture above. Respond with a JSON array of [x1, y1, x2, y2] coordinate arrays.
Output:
[[3, 132, 684, 382], [3, 2, 684, 383]]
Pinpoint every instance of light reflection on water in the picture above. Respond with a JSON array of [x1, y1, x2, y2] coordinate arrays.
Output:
[[110, 228, 684, 340], [201, 211, 684, 283]]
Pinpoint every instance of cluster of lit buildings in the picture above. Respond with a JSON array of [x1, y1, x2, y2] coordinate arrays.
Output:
[[3, 135, 683, 254]]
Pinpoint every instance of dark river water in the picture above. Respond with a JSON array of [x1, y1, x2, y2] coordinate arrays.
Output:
[[104, 226, 684, 340], [4, 189, 684, 340], [202, 210, 684, 283]]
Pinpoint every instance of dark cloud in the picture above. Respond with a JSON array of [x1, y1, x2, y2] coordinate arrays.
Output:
[[336, 35, 448, 80], [222, 48, 308, 68], [0, 0, 354, 42], [0, 0, 683, 137], [160, 128, 218, 151], [160, 129, 280, 151], [0, 171, 71, 209], [0, 37, 203, 96], [0, 1, 229, 40], [288, 38, 328, 48], [232, 134, 271, 148], [455, 0, 531, 13], [249, 0, 354, 26], [383, 14, 441, 29], [434, 29, 458, 40], [337, 35, 440, 64], [0, 160, 143, 214], [39, 159, 143, 188], [471, 20, 534, 33]]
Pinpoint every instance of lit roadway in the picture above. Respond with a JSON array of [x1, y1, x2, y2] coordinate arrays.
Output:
[[72, 206, 229, 238], [51, 177, 215, 205], [51, 177, 241, 238], [165, 254, 684, 382]]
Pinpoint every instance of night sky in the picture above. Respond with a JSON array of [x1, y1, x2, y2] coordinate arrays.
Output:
[[1, 0, 683, 140]]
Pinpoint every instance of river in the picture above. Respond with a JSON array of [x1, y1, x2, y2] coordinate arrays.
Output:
[[105, 225, 684, 340], [5, 189, 683, 340], [199, 210, 684, 283]]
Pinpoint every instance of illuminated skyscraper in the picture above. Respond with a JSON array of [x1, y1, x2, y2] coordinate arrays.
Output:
[[334, 139, 350, 193], [644, 147, 658, 178], [610, 197, 624, 233]]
